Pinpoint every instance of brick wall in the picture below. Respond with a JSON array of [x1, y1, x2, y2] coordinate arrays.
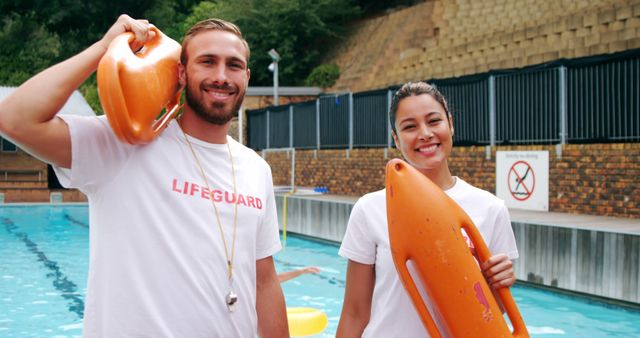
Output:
[[0, 148, 87, 203], [0, 148, 46, 171], [262, 143, 640, 218], [328, 0, 640, 92]]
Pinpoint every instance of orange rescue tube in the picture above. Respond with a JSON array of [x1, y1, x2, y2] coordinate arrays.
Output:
[[385, 158, 529, 338], [97, 25, 182, 144]]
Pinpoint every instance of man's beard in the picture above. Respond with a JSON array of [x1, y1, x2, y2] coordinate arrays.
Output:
[[184, 80, 245, 125]]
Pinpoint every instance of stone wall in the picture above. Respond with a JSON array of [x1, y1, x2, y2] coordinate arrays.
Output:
[[328, 0, 640, 92], [263, 143, 640, 218], [0, 148, 46, 171]]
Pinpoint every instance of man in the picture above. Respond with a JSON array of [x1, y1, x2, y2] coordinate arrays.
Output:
[[0, 15, 288, 337]]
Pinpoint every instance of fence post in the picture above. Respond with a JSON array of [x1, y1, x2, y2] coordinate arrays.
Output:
[[558, 66, 568, 151], [289, 105, 294, 148], [387, 89, 393, 147], [316, 98, 321, 150], [385, 89, 393, 159], [348, 92, 354, 158], [488, 75, 496, 159], [556, 66, 567, 158], [266, 109, 270, 149]]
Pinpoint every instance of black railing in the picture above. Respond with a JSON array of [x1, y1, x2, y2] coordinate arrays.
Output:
[[247, 49, 640, 150]]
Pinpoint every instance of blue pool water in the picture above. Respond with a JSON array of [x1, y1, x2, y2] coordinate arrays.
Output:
[[1, 205, 639, 337]]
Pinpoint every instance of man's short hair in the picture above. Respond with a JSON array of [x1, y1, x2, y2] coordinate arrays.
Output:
[[180, 18, 251, 65]]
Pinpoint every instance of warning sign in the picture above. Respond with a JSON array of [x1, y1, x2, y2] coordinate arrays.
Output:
[[496, 151, 548, 211], [508, 161, 535, 201]]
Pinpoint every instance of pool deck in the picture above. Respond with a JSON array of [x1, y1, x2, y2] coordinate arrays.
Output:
[[281, 192, 640, 235], [508, 208, 640, 235]]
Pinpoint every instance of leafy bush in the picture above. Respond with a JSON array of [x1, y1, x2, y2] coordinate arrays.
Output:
[[305, 63, 339, 88]]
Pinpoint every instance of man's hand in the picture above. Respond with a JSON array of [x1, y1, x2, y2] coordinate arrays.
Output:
[[98, 14, 156, 54]]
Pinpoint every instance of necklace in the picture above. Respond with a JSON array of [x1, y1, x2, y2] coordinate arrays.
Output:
[[179, 123, 239, 312]]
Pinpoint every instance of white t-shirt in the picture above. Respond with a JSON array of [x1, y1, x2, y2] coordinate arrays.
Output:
[[54, 116, 281, 337], [339, 178, 519, 338]]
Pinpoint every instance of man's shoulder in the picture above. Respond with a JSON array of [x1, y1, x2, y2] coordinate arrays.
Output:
[[61, 114, 120, 144], [229, 137, 270, 167], [59, 113, 107, 125]]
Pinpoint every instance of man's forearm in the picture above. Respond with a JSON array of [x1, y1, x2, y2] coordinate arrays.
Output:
[[256, 257, 288, 337]]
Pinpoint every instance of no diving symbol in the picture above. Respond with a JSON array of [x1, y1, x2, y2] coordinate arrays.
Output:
[[508, 161, 535, 201]]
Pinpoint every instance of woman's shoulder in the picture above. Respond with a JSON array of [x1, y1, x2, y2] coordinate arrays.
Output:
[[450, 178, 506, 209], [354, 189, 387, 208], [357, 189, 386, 203]]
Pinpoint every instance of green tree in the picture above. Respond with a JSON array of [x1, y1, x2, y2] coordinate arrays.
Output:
[[0, 12, 61, 85], [0, 0, 196, 112], [0, 0, 361, 111], [183, 0, 359, 86]]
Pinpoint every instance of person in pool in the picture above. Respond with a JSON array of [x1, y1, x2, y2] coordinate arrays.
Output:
[[336, 81, 519, 337], [278, 266, 321, 283]]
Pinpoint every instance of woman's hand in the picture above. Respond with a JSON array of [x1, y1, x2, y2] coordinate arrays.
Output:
[[480, 253, 515, 289]]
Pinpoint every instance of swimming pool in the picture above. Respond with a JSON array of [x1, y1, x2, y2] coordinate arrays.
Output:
[[1, 205, 639, 337]]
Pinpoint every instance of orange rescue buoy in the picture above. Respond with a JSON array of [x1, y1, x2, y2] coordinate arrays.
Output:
[[385, 158, 529, 338], [97, 25, 182, 144]]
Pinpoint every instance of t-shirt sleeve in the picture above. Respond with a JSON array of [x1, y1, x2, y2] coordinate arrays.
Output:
[[338, 198, 377, 265], [488, 202, 519, 260], [52, 115, 134, 194], [255, 164, 282, 260]]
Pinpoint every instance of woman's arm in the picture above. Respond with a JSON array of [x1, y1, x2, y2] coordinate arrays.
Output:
[[336, 260, 375, 338]]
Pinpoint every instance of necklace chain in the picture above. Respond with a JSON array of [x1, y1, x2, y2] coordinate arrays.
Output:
[[179, 124, 238, 283]]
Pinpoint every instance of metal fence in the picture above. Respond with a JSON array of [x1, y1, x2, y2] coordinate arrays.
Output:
[[495, 68, 560, 144], [319, 94, 350, 148], [567, 57, 639, 142], [247, 51, 640, 150], [433, 78, 490, 145], [352, 90, 390, 147], [292, 101, 317, 149]]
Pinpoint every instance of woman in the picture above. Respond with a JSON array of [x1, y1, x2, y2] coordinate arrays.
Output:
[[336, 81, 519, 337]]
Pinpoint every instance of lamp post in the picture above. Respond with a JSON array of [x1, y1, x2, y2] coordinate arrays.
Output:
[[268, 48, 281, 106]]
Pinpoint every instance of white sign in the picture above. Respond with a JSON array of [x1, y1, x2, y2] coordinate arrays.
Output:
[[496, 151, 549, 211]]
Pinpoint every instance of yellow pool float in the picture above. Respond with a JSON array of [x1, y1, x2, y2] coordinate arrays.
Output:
[[286, 307, 328, 337]]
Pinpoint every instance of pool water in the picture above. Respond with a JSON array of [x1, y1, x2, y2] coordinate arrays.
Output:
[[1, 205, 639, 337]]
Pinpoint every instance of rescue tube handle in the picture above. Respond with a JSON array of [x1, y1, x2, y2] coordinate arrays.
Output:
[[462, 220, 530, 338], [118, 26, 166, 138], [100, 32, 132, 142], [152, 94, 182, 135], [395, 255, 443, 338], [137, 26, 182, 136]]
